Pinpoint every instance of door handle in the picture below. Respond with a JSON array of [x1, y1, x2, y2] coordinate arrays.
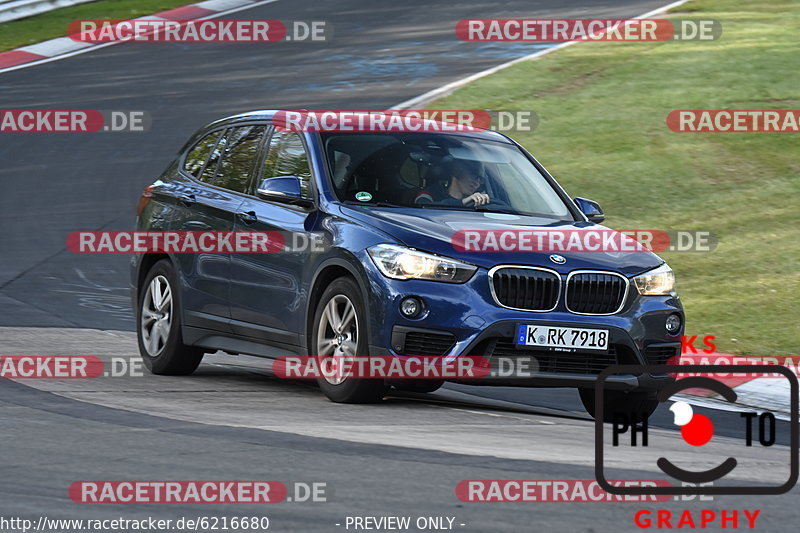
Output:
[[179, 194, 196, 206], [237, 210, 258, 224]]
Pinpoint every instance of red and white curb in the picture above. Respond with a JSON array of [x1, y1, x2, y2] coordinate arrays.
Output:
[[0, 0, 277, 73], [678, 379, 794, 421], [677, 352, 798, 420]]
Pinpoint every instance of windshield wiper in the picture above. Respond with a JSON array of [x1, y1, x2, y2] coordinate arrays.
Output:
[[343, 200, 405, 208], [420, 204, 525, 215], [472, 205, 525, 215]]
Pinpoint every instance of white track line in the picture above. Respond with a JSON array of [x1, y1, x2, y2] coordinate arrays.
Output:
[[0, 0, 280, 74], [391, 0, 693, 109]]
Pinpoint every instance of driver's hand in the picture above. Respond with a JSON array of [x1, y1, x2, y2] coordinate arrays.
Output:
[[463, 192, 490, 206]]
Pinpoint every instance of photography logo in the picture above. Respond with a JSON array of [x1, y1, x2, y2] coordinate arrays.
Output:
[[594, 365, 798, 495]]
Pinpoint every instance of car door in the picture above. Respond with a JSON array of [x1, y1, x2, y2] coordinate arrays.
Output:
[[228, 129, 318, 347], [173, 124, 265, 332]]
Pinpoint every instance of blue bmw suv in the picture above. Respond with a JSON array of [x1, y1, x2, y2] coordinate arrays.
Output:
[[132, 110, 683, 421]]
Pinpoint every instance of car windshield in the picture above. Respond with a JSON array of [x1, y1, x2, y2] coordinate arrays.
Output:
[[320, 132, 575, 221]]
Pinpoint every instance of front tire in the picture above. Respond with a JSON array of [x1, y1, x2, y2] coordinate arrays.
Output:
[[312, 277, 386, 403], [579, 388, 658, 423], [137, 259, 204, 375]]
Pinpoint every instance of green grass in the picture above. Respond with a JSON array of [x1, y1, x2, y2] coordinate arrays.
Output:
[[0, 0, 197, 52], [433, 0, 800, 356]]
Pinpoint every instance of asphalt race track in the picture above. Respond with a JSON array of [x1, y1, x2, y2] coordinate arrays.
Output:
[[1, 0, 798, 530], [0, 0, 674, 330], [1, 327, 797, 530]]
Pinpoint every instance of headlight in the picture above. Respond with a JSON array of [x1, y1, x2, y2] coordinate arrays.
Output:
[[367, 244, 477, 283], [633, 263, 676, 296]]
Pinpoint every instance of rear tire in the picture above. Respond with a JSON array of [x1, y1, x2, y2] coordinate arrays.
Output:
[[312, 277, 387, 403], [579, 388, 658, 423], [137, 259, 204, 375]]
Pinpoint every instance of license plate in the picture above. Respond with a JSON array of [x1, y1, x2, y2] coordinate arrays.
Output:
[[516, 325, 609, 351]]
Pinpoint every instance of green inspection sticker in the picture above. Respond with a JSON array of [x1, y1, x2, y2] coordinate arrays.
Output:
[[355, 191, 372, 202]]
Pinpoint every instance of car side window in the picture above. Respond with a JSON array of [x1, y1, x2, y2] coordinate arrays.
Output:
[[183, 130, 222, 178], [262, 131, 312, 198], [199, 129, 228, 184], [211, 125, 267, 193]]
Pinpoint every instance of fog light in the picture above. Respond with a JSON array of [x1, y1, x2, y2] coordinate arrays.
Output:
[[666, 314, 682, 334], [400, 297, 422, 318]]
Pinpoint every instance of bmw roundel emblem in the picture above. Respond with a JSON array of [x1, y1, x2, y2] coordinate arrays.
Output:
[[549, 254, 566, 265]]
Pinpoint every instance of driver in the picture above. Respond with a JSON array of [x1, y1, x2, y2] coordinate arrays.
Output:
[[414, 159, 489, 206]]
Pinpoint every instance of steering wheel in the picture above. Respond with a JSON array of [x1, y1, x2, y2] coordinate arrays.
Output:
[[464, 197, 511, 208], [485, 198, 511, 208]]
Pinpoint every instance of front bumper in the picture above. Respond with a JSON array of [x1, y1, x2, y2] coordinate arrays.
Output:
[[363, 259, 683, 392]]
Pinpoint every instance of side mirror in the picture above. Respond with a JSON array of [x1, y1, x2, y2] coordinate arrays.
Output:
[[256, 176, 314, 208], [573, 197, 605, 223]]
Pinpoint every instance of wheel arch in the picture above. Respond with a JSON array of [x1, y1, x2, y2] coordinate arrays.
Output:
[[135, 253, 187, 324], [305, 256, 372, 352]]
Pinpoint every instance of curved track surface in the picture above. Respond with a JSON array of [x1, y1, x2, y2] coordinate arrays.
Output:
[[2, 1, 797, 529], [1, 327, 797, 529], [1, 0, 671, 329]]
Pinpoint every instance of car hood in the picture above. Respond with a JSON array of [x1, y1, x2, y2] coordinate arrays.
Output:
[[340, 205, 664, 277]]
